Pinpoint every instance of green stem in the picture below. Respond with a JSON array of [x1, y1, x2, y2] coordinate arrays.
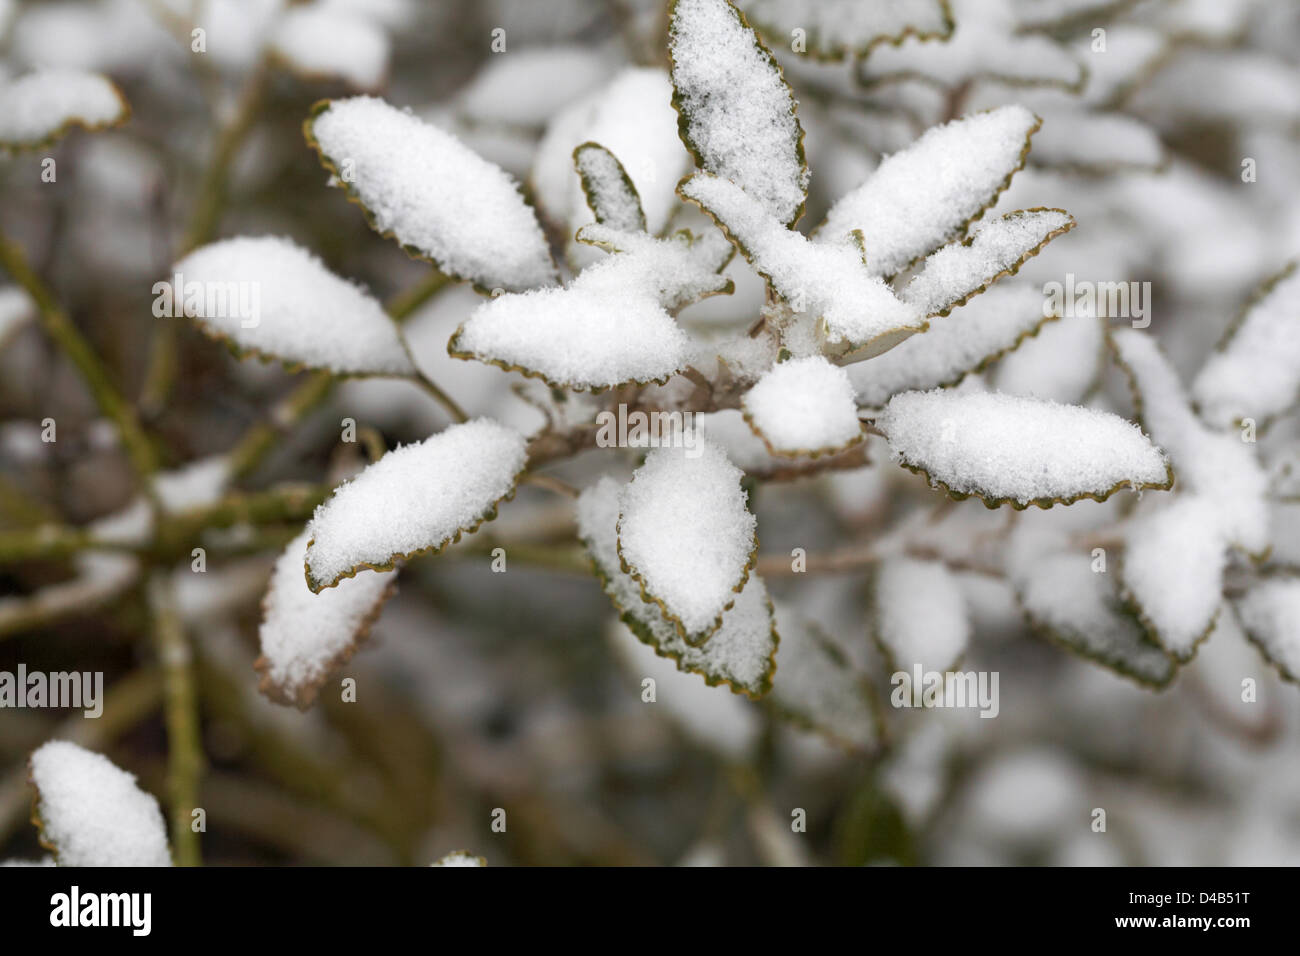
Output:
[[147, 574, 204, 866]]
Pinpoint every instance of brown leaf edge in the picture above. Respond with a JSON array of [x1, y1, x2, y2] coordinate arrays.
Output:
[[302, 99, 558, 296], [0, 79, 131, 153], [768, 620, 885, 752], [302, 463, 527, 593], [572, 141, 648, 233], [854, 45, 1088, 97], [740, 404, 866, 460], [254, 575, 400, 710], [1232, 590, 1300, 686], [1116, 551, 1221, 665], [744, 0, 954, 64], [667, 0, 810, 229]]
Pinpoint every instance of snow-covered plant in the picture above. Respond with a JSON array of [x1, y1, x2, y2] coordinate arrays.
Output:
[[2, 0, 1299, 867]]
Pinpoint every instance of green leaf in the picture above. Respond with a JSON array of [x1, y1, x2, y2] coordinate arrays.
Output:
[[573, 141, 647, 233], [738, 0, 953, 62]]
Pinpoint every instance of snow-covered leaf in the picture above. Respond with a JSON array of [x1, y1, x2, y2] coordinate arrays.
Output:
[[991, 306, 1103, 404], [616, 438, 758, 644], [305, 96, 557, 292], [28, 741, 171, 866], [1111, 328, 1269, 556], [270, 6, 389, 90], [1192, 261, 1300, 430], [901, 208, 1075, 317], [0, 69, 128, 149], [256, 528, 397, 708], [1014, 551, 1175, 688], [450, 226, 730, 390], [0, 286, 34, 348], [816, 105, 1040, 277], [770, 604, 880, 750], [669, 0, 809, 226], [578, 476, 777, 696], [1029, 110, 1164, 173], [431, 850, 487, 867], [170, 236, 415, 376], [573, 141, 647, 233], [455, 45, 617, 129], [1234, 578, 1300, 684], [876, 389, 1172, 508], [736, 0, 953, 61], [1120, 496, 1225, 662], [304, 419, 528, 591], [741, 356, 864, 457], [871, 556, 970, 673], [680, 171, 924, 361], [850, 282, 1056, 406]]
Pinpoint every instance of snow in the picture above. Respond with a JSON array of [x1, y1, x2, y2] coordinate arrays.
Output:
[[574, 142, 647, 233], [304, 419, 528, 591], [257, 528, 396, 707], [1014, 550, 1174, 686], [680, 172, 924, 359], [1111, 329, 1269, 555], [578, 476, 777, 696], [992, 306, 1102, 404], [308, 96, 557, 292], [770, 603, 879, 749], [873, 556, 970, 672], [742, 356, 863, 456], [455, 45, 616, 128], [1192, 262, 1300, 429], [669, 0, 809, 226], [1235, 578, 1300, 682], [816, 105, 1040, 277], [0, 286, 34, 344], [28, 741, 171, 866], [877, 389, 1171, 507], [0, 69, 126, 147], [616, 438, 758, 643], [1030, 111, 1164, 171], [1121, 496, 1225, 661], [901, 208, 1075, 316], [171, 236, 415, 376], [430, 850, 486, 867], [574, 223, 733, 311], [736, 0, 952, 59], [850, 282, 1053, 406], [270, 5, 389, 90]]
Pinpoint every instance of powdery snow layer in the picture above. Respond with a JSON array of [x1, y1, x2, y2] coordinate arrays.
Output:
[[308, 96, 557, 292], [742, 356, 863, 456], [1015, 551, 1174, 686], [1235, 578, 1300, 682], [736, 0, 951, 58], [770, 603, 879, 749], [1030, 110, 1163, 171], [816, 105, 1039, 276], [573, 141, 647, 232], [430, 850, 486, 867], [1120, 496, 1225, 660], [28, 741, 172, 866], [680, 172, 923, 358], [872, 556, 969, 672], [0, 69, 126, 146], [992, 306, 1103, 404], [578, 476, 777, 695], [850, 282, 1052, 406], [1192, 262, 1300, 429], [270, 6, 389, 90], [0, 286, 34, 343], [670, 0, 809, 226], [617, 439, 758, 642], [304, 419, 528, 591], [455, 45, 616, 128], [257, 528, 397, 707], [901, 208, 1074, 316], [171, 236, 414, 376], [877, 389, 1171, 506], [1111, 328, 1269, 555]]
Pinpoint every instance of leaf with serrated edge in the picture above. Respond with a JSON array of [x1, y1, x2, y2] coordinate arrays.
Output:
[[304, 419, 527, 592], [816, 106, 1041, 278], [669, 0, 809, 226], [305, 96, 557, 293], [876, 389, 1172, 509], [573, 141, 647, 233], [616, 438, 758, 645], [0, 70, 129, 150], [1014, 551, 1175, 688], [742, 356, 864, 458], [170, 236, 416, 377], [1234, 578, 1300, 684], [256, 528, 397, 709], [900, 208, 1075, 317], [578, 476, 777, 697], [737, 0, 953, 62]]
